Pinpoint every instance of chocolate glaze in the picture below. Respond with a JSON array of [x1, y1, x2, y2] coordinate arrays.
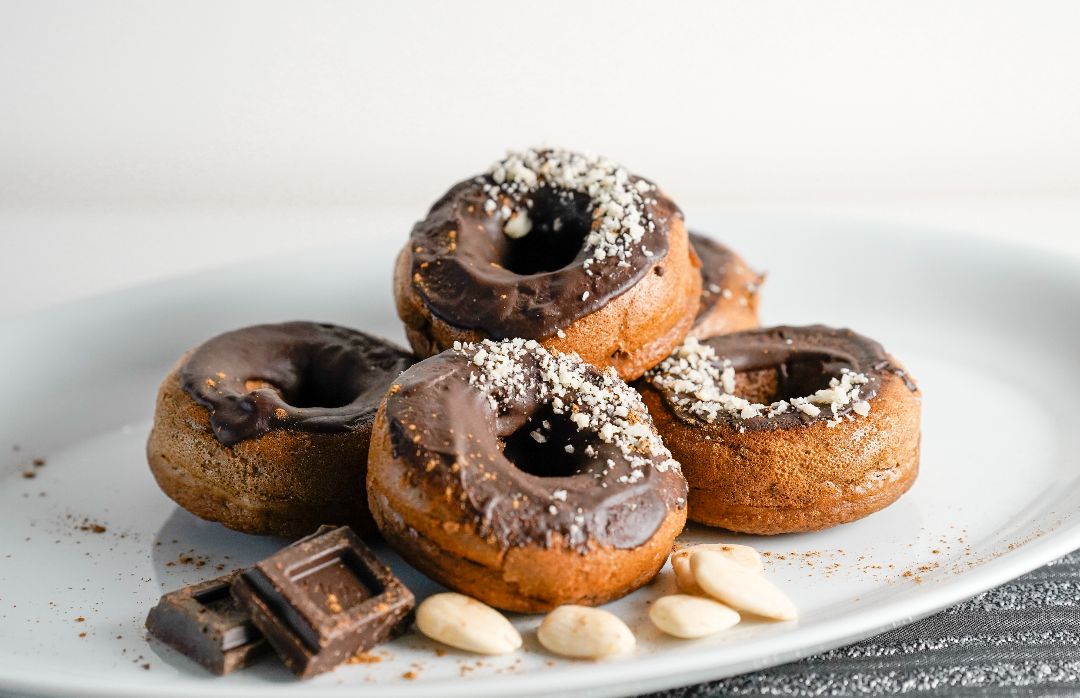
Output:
[[181, 322, 414, 446], [407, 176, 682, 339], [689, 232, 761, 322], [383, 350, 686, 552], [659, 325, 917, 432]]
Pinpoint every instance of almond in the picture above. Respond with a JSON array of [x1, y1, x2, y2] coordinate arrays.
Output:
[[649, 594, 741, 638], [415, 592, 522, 655], [537, 605, 635, 659], [671, 543, 763, 595], [691, 550, 798, 621]]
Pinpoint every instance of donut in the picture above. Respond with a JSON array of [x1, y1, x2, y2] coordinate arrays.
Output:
[[147, 321, 414, 538], [367, 338, 688, 612], [638, 326, 920, 534], [394, 148, 702, 380], [689, 232, 764, 338]]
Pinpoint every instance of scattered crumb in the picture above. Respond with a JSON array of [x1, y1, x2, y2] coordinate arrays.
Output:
[[166, 551, 210, 568], [78, 520, 106, 534]]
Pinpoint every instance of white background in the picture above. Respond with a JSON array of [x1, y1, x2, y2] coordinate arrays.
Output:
[[2, 1, 1079, 316]]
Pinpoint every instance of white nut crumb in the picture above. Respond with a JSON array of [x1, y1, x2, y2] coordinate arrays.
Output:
[[503, 210, 532, 238]]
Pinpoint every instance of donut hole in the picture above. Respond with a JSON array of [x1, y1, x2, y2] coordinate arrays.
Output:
[[733, 353, 855, 404], [243, 370, 357, 409], [501, 405, 593, 478], [732, 370, 778, 405], [498, 187, 592, 275], [282, 373, 358, 409]]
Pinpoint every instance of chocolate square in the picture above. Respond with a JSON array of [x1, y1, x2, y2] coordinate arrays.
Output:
[[145, 570, 267, 675], [230, 526, 414, 678]]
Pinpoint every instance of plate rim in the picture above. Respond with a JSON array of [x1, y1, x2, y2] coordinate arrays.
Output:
[[4, 520, 1079, 698], [2, 218, 1079, 698]]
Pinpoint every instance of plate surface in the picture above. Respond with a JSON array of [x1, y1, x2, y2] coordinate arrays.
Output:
[[1, 215, 1079, 698]]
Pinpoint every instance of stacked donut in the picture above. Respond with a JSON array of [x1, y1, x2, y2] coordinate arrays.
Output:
[[148, 147, 921, 613]]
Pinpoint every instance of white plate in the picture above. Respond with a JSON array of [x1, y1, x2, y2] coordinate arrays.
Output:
[[2, 215, 1079, 698]]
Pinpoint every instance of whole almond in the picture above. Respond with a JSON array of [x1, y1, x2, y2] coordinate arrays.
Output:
[[672, 544, 763, 595], [691, 550, 798, 621], [537, 605, 635, 659], [415, 592, 522, 655], [649, 594, 741, 639]]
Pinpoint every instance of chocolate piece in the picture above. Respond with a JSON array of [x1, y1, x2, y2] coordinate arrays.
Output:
[[230, 526, 414, 678], [408, 175, 682, 340], [145, 570, 267, 675], [180, 322, 414, 445]]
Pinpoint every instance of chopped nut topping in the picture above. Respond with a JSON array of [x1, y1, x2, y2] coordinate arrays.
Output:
[[455, 338, 677, 474], [482, 148, 657, 269], [647, 336, 872, 424]]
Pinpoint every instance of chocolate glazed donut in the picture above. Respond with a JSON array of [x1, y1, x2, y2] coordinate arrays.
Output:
[[638, 326, 920, 535], [367, 339, 688, 612], [147, 322, 413, 538], [395, 148, 702, 381], [689, 232, 764, 338]]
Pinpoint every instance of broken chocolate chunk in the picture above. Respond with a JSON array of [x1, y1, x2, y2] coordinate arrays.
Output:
[[230, 525, 414, 678], [145, 570, 267, 675]]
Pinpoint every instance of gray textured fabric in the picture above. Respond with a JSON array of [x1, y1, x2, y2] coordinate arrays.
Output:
[[647, 550, 1080, 697]]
